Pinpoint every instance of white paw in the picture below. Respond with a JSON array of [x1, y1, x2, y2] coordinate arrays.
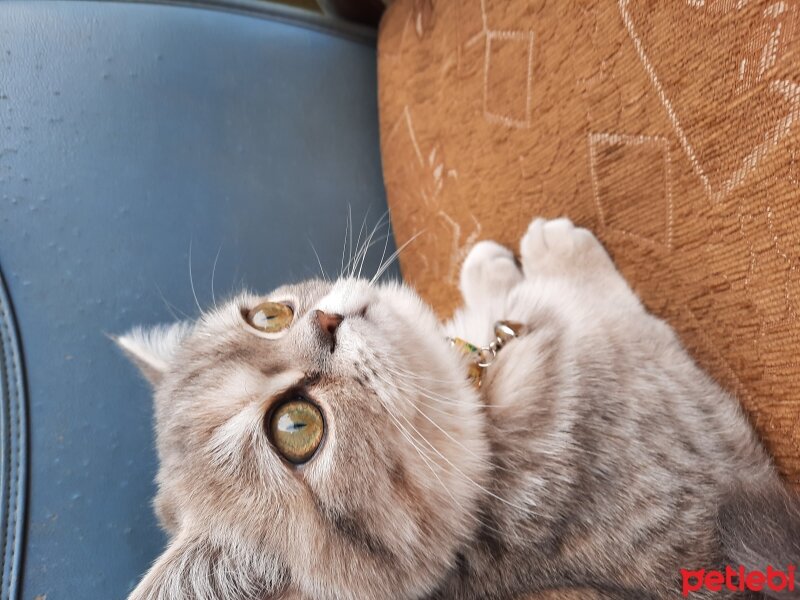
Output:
[[520, 217, 613, 277], [460, 240, 523, 305]]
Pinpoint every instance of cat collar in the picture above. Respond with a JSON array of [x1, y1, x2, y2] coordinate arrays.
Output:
[[447, 320, 524, 387]]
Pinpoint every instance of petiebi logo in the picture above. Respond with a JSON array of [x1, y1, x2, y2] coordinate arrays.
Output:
[[681, 565, 796, 596]]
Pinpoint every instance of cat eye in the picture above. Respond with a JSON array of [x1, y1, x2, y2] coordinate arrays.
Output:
[[268, 398, 324, 464], [245, 302, 294, 333]]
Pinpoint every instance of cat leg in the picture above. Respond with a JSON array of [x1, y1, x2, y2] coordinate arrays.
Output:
[[519, 217, 644, 311], [459, 240, 524, 308], [519, 218, 641, 301]]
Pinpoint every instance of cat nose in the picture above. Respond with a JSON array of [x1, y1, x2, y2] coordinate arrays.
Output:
[[314, 310, 343, 348]]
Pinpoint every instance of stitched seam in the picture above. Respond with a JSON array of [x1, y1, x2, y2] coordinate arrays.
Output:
[[618, 0, 800, 203], [0, 302, 12, 600], [8, 307, 21, 600], [588, 132, 672, 248], [0, 293, 21, 600], [483, 30, 535, 129], [607, 228, 666, 250]]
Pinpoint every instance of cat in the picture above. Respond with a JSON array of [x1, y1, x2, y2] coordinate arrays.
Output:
[[116, 217, 799, 600]]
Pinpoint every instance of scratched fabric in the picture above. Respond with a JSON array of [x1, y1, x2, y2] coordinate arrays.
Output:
[[378, 0, 800, 488]]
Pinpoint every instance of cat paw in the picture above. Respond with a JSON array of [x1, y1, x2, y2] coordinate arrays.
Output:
[[520, 217, 615, 278], [460, 240, 523, 306]]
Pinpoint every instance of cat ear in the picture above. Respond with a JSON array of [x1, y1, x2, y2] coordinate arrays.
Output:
[[114, 322, 192, 386], [127, 531, 291, 600]]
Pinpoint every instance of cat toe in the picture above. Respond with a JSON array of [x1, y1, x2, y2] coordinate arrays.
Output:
[[520, 217, 609, 277], [460, 240, 522, 305]]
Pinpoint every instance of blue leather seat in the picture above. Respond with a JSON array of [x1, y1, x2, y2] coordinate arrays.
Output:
[[0, 2, 393, 597]]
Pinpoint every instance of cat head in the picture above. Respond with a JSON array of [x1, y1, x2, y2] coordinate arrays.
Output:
[[116, 277, 488, 600]]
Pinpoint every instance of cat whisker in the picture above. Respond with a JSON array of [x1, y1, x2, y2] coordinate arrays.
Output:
[[188, 238, 203, 315], [341, 211, 390, 279], [376, 216, 392, 283], [340, 210, 349, 278], [210, 243, 223, 310], [378, 396, 503, 535], [372, 394, 455, 501], [376, 373, 513, 476], [383, 366, 476, 406], [369, 230, 425, 286], [386, 364, 466, 386], [375, 370, 520, 477], [375, 374, 463, 418], [376, 370, 467, 412], [343, 234, 390, 278], [357, 211, 390, 280], [349, 209, 368, 278], [347, 204, 354, 277], [377, 395, 440, 468], [376, 395, 506, 538], [153, 281, 189, 321], [307, 236, 329, 282], [382, 384, 540, 516]]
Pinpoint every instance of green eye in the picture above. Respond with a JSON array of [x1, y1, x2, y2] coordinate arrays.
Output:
[[269, 399, 324, 464], [246, 302, 294, 333]]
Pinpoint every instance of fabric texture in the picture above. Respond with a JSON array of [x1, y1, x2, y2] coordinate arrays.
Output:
[[377, 0, 800, 487]]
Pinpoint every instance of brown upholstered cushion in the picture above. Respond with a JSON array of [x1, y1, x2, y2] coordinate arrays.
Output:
[[377, 0, 800, 487]]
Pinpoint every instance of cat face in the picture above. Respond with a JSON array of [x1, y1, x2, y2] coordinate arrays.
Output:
[[117, 278, 488, 600]]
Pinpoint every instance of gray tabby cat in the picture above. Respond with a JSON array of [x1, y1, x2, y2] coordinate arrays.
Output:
[[116, 217, 799, 600]]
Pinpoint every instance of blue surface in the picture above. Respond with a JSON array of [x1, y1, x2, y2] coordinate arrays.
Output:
[[0, 2, 392, 597]]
